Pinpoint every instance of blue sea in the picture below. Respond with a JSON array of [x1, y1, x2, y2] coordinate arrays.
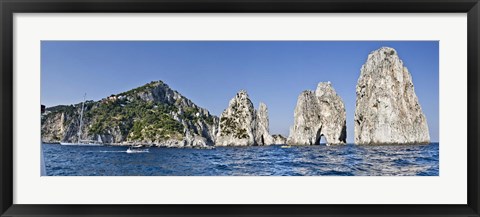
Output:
[[42, 143, 439, 176]]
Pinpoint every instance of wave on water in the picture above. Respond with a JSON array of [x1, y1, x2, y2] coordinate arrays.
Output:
[[86, 150, 128, 153], [42, 143, 439, 176], [101, 150, 128, 153]]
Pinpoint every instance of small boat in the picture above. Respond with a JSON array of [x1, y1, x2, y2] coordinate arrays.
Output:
[[60, 139, 103, 146], [280, 145, 292, 148], [126, 145, 149, 153], [60, 141, 102, 146]]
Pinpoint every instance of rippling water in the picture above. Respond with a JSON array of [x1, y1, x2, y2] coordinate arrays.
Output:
[[42, 143, 438, 176]]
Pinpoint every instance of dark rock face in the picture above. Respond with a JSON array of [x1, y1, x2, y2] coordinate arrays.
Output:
[[354, 47, 430, 145]]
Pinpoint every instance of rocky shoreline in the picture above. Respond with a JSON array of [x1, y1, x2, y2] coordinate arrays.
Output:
[[41, 47, 430, 147]]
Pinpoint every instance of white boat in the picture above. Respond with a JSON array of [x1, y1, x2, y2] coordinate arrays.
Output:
[[60, 94, 103, 146], [60, 141, 103, 146], [126, 146, 149, 153]]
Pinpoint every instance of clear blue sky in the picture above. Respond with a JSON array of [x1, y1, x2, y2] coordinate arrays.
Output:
[[41, 41, 439, 143]]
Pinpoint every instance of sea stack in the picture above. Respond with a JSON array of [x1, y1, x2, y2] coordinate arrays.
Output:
[[287, 82, 347, 146], [254, 102, 275, 146], [354, 47, 430, 145], [215, 90, 257, 146]]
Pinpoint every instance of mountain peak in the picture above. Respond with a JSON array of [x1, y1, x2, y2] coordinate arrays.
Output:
[[368, 47, 398, 60], [42, 80, 219, 147]]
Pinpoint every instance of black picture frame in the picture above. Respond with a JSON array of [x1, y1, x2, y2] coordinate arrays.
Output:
[[1, 0, 479, 216]]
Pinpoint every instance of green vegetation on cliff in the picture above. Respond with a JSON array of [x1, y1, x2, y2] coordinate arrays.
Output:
[[87, 92, 183, 141], [42, 80, 217, 143]]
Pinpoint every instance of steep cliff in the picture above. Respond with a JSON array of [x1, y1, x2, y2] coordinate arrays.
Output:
[[215, 91, 278, 146], [215, 90, 257, 146], [354, 47, 430, 145], [255, 102, 275, 146], [287, 82, 347, 146]]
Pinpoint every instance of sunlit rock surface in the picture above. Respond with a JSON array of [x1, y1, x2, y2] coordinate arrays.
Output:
[[287, 82, 347, 146], [354, 47, 430, 145], [255, 102, 275, 146], [215, 90, 257, 146]]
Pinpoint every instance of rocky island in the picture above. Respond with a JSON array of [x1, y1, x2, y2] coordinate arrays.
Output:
[[272, 134, 287, 144], [354, 47, 430, 145], [287, 82, 347, 146], [215, 90, 276, 146], [42, 81, 219, 148]]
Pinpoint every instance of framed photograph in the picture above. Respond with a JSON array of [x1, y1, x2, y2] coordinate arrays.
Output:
[[1, 0, 479, 216]]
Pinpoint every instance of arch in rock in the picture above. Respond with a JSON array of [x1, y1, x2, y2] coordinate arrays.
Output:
[[339, 125, 347, 143], [314, 126, 327, 145]]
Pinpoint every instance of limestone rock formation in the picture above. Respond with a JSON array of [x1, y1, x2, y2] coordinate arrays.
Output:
[[255, 102, 275, 146], [272, 134, 287, 144], [215, 91, 277, 146], [354, 47, 430, 145], [215, 90, 257, 146], [287, 82, 347, 146]]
